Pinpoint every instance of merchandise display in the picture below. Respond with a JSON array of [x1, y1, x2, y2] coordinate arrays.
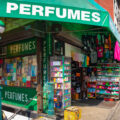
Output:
[[50, 56, 71, 111], [71, 61, 82, 100], [87, 63, 120, 100], [96, 81, 119, 99], [1, 55, 37, 88], [96, 63, 120, 100], [87, 82, 96, 98]]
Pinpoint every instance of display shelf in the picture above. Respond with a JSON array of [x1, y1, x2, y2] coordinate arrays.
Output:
[[97, 83, 119, 86], [96, 93, 119, 96], [87, 82, 97, 99], [64, 65, 71, 67], [64, 99, 70, 102], [97, 75, 120, 77], [97, 63, 120, 65], [97, 67, 120, 69], [88, 92, 96, 94], [87, 80, 120, 100], [64, 70, 71, 72], [51, 77, 63, 78], [88, 97, 96, 99], [64, 75, 71, 77], [50, 56, 71, 111], [64, 93, 70, 96], [96, 88, 119, 91], [97, 71, 120, 73]]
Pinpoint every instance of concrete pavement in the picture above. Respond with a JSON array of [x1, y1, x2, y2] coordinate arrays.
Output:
[[108, 101, 120, 120]]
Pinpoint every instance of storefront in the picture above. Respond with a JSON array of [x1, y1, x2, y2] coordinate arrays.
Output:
[[0, 37, 38, 111], [0, 0, 120, 115]]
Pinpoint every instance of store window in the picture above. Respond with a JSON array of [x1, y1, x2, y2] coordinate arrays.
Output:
[[0, 55, 37, 88], [54, 39, 64, 56]]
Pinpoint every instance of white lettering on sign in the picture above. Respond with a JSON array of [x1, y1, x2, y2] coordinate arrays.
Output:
[[56, 8, 67, 18], [68, 9, 80, 20], [5, 91, 29, 103], [32, 5, 43, 16], [7, 2, 18, 13], [33, 41, 36, 49], [6, 2, 101, 23], [92, 12, 100, 22], [45, 6, 55, 17], [20, 4, 31, 15], [81, 11, 90, 21]]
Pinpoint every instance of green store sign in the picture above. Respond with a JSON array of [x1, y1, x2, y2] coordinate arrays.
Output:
[[1, 85, 37, 111], [7, 38, 37, 57], [0, 0, 109, 27]]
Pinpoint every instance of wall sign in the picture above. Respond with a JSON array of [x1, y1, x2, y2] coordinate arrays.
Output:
[[7, 38, 37, 57], [1, 85, 37, 111]]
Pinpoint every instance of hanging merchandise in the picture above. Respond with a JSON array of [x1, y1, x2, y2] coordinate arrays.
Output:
[[90, 50, 97, 64], [114, 41, 120, 61], [96, 36, 99, 46], [108, 34, 112, 50], [104, 37, 109, 49], [104, 49, 110, 59], [87, 56, 90, 66], [102, 35, 105, 45], [82, 56, 87, 67], [0, 59, 3, 64], [97, 46, 104, 58], [97, 34, 101, 46]]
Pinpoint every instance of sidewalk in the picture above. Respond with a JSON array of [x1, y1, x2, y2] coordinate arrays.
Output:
[[72, 99, 119, 120], [81, 106, 111, 120], [34, 99, 120, 120], [108, 101, 120, 120]]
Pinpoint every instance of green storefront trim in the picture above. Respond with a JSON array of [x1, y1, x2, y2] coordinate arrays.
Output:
[[1, 37, 38, 111], [7, 37, 37, 57], [1, 85, 37, 111]]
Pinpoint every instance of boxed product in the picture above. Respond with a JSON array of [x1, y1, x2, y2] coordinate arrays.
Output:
[[64, 106, 81, 120]]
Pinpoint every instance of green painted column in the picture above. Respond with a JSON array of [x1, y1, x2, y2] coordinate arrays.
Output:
[[0, 87, 2, 120], [43, 22, 53, 113]]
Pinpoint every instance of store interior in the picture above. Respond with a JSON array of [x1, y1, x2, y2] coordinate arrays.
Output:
[[52, 26, 120, 111]]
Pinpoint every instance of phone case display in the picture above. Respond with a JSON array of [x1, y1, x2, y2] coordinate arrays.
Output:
[[50, 56, 71, 111], [87, 82, 96, 98], [1, 55, 37, 88]]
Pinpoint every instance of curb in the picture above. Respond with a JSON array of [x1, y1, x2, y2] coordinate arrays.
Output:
[[106, 100, 120, 120]]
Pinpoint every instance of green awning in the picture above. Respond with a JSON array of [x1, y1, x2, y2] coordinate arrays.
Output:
[[0, 0, 119, 42]]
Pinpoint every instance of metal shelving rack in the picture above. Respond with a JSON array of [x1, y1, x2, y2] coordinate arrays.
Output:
[[50, 56, 71, 111], [96, 63, 120, 100]]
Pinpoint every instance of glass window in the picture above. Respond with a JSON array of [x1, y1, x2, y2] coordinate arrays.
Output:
[[0, 55, 37, 88]]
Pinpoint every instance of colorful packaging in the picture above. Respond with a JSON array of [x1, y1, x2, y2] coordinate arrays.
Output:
[[64, 106, 81, 120]]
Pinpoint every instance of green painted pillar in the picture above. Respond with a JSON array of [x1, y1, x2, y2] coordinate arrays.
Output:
[[48, 82, 54, 115], [43, 22, 53, 113], [0, 87, 2, 120]]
